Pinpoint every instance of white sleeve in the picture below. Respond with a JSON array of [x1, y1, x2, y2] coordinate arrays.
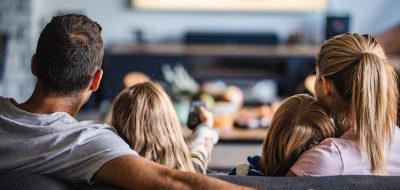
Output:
[[188, 124, 219, 173], [69, 127, 138, 184], [191, 124, 219, 144]]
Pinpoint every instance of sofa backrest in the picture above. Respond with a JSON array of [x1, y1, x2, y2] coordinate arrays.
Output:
[[2, 171, 400, 190]]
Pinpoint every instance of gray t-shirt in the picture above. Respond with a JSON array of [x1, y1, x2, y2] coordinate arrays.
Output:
[[0, 97, 137, 184]]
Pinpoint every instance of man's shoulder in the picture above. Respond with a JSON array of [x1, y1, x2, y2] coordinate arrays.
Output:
[[74, 120, 113, 129], [0, 96, 11, 109], [0, 96, 16, 105], [65, 120, 118, 138], [73, 120, 119, 134]]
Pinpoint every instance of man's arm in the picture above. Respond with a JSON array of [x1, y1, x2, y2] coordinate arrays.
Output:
[[94, 155, 254, 190]]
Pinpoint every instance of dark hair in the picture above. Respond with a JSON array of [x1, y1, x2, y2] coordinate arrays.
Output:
[[35, 14, 104, 95]]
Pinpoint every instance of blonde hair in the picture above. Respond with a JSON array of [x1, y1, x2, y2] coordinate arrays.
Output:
[[261, 94, 335, 176], [111, 81, 195, 172], [316, 33, 398, 175]]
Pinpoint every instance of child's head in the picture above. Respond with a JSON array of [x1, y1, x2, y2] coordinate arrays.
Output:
[[111, 81, 195, 172], [261, 94, 335, 176]]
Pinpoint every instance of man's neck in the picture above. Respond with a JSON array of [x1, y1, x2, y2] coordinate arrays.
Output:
[[15, 85, 86, 117]]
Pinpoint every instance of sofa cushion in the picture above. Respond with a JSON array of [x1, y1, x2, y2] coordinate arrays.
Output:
[[212, 175, 400, 190], [0, 171, 73, 190], [0, 171, 117, 190], [1, 171, 400, 190]]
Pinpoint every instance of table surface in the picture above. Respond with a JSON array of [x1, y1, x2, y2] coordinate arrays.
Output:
[[216, 127, 268, 142], [182, 125, 268, 143]]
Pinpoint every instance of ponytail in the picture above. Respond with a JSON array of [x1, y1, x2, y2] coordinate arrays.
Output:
[[317, 33, 398, 175], [351, 52, 397, 174]]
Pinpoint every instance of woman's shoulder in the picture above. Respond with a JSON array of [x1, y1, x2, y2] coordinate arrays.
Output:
[[321, 136, 355, 146], [315, 137, 343, 149], [309, 136, 357, 159], [290, 138, 345, 176], [389, 126, 400, 152]]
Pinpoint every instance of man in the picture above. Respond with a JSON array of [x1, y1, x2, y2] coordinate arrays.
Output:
[[0, 14, 251, 189]]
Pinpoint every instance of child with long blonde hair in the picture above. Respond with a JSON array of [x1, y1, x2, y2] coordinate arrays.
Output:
[[111, 81, 218, 173], [229, 94, 336, 176]]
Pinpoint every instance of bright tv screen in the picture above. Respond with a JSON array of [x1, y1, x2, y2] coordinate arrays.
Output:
[[132, 0, 327, 12]]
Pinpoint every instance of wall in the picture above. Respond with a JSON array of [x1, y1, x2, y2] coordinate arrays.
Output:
[[1, 0, 399, 101], [0, 0, 36, 102], [35, 0, 400, 46], [328, 0, 400, 34], [34, 0, 321, 45]]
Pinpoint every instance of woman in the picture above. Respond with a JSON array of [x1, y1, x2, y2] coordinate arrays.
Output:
[[111, 81, 218, 173], [229, 94, 336, 176], [289, 33, 399, 176]]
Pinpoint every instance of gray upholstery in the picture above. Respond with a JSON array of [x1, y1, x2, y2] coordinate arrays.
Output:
[[212, 175, 400, 190], [1, 171, 400, 190], [0, 171, 115, 190], [0, 171, 72, 190]]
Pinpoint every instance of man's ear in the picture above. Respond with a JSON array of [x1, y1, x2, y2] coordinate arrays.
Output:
[[31, 54, 37, 76], [321, 76, 333, 96], [89, 69, 103, 92]]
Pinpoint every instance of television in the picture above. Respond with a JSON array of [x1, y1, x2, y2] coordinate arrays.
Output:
[[131, 0, 327, 12]]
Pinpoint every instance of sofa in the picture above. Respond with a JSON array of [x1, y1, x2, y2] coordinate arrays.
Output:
[[1, 171, 400, 190]]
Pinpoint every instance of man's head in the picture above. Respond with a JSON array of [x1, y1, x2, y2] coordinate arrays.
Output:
[[34, 14, 104, 96]]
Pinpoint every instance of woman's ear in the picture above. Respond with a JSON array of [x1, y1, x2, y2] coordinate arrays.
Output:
[[321, 76, 333, 97]]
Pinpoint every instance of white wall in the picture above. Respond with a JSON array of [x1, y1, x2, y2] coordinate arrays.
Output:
[[0, 0, 36, 102], [34, 0, 400, 46], [328, 0, 400, 34], [34, 0, 320, 45], [1, 0, 399, 101]]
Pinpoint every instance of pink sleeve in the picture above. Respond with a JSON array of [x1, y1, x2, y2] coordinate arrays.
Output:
[[290, 139, 344, 176]]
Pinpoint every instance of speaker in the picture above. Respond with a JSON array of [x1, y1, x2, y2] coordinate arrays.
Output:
[[0, 33, 7, 81], [325, 15, 350, 40]]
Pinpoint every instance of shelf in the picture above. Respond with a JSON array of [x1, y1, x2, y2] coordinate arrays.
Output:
[[110, 44, 320, 58]]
